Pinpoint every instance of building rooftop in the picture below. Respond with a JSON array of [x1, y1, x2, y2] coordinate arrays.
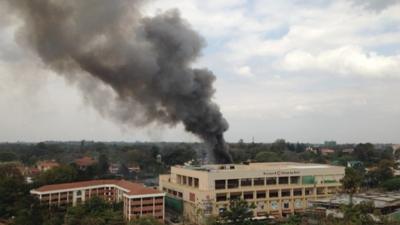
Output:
[[37, 160, 60, 167], [177, 162, 342, 172], [32, 179, 162, 196], [74, 156, 97, 167], [311, 192, 400, 209]]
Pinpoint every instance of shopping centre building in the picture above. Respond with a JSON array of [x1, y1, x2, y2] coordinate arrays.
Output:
[[31, 179, 165, 222], [159, 162, 345, 224]]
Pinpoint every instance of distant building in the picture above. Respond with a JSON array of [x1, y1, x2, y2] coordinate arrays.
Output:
[[74, 156, 97, 170], [393, 144, 400, 156], [310, 192, 400, 222], [30, 179, 165, 222], [36, 160, 60, 172], [128, 165, 141, 173], [109, 163, 120, 174], [342, 148, 354, 154], [324, 141, 337, 147], [347, 161, 363, 168], [159, 162, 345, 224], [305, 147, 317, 154], [156, 154, 162, 163], [320, 148, 335, 156]]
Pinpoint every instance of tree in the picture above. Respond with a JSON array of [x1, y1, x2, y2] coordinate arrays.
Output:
[[255, 151, 281, 162], [128, 217, 162, 225], [270, 139, 287, 153], [64, 197, 124, 225], [340, 201, 375, 225], [0, 163, 27, 218], [353, 143, 376, 164], [217, 200, 255, 225], [118, 164, 130, 178], [11, 196, 43, 225], [0, 152, 18, 162], [366, 159, 394, 187], [97, 154, 109, 175], [162, 147, 196, 166], [283, 214, 302, 225], [381, 177, 400, 191], [35, 165, 78, 186], [341, 167, 362, 205]]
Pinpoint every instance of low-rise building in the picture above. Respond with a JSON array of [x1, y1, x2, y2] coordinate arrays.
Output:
[[31, 179, 165, 222], [74, 156, 97, 170], [109, 163, 120, 174], [128, 164, 141, 173], [310, 192, 400, 222], [159, 162, 345, 224], [320, 148, 335, 156], [36, 160, 60, 172]]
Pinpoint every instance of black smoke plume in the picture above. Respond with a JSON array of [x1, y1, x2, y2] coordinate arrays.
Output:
[[4, 0, 232, 164]]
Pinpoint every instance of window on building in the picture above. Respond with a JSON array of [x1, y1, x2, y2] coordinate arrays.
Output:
[[243, 192, 254, 200], [266, 177, 277, 185], [302, 176, 315, 185], [305, 188, 314, 196], [317, 188, 325, 195], [293, 189, 302, 196], [215, 180, 226, 189], [216, 194, 227, 202], [189, 193, 195, 202], [76, 190, 82, 196], [227, 179, 239, 189], [327, 187, 337, 194], [269, 190, 279, 198], [290, 176, 300, 184], [256, 191, 266, 199], [230, 192, 241, 200], [194, 178, 199, 188], [279, 177, 289, 185], [178, 192, 183, 198], [253, 178, 265, 186], [283, 202, 290, 209], [241, 178, 252, 187], [281, 189, 290, 197], [182, 176, 187, 185], [188, 177, 193, 186]]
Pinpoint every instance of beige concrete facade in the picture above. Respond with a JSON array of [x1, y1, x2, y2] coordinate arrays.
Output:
[[159, 162, 344, 224]]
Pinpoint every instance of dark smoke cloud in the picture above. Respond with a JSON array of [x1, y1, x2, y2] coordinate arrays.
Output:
[[4, 0, 232, 163]]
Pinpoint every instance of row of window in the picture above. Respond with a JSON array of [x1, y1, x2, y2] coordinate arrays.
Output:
[[215, 177, 302, 189], [215, 187, 333, 202], [163, 188, 183, 198], [176, 175, 200, 188], [218, 199, 304, 213]]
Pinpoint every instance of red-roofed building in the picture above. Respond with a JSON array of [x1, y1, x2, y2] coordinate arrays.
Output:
[[30, 179, 165, 222], [36, 160, 60, 172], [74, 156, 97, 170]]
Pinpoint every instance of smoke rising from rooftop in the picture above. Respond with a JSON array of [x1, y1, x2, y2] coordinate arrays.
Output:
[[5, 0, 232, 163]]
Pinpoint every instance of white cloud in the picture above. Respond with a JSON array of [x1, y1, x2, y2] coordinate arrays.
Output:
[[235, 66, 254, 77], [282, 46, 400, 78]]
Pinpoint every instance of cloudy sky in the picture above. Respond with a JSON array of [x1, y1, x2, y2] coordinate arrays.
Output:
[[1, 0, 400, 143]]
